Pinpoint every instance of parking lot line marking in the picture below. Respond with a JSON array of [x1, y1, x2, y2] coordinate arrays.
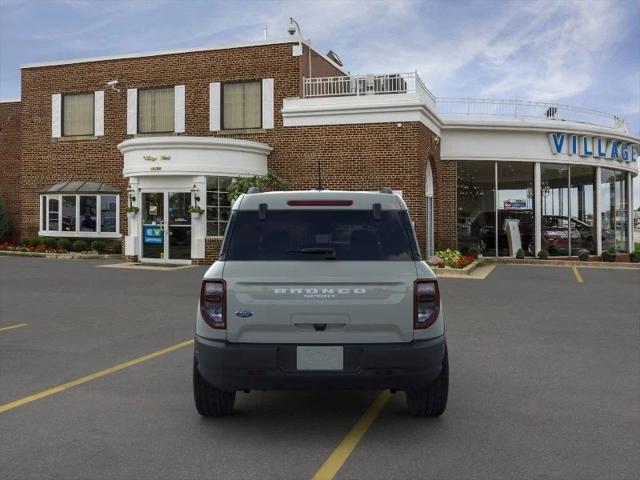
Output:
[[0, 323, 28, 333], [0, 339, 193, 414], [572, 266, 584, 283], [311, 390, 391, 480]]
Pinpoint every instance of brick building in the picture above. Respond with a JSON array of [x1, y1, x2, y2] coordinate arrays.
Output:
[[1, 37, 638, 263]]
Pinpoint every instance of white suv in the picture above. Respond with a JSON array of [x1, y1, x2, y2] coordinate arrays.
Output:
[[193, 190, 448, 416]]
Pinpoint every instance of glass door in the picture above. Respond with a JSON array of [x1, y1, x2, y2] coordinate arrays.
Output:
[[168, 192, 191, 260], [141, 192, 192, 263], [142, 192, 165, 260]]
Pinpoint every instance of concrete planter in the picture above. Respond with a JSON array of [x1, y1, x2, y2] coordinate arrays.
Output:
[[0, 250, 120, 260]]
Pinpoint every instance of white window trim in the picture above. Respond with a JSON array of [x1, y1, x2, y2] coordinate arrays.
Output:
[[38, 193, 121, 238]]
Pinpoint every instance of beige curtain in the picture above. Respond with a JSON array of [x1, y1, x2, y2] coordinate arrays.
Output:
[[138, 88, 175, 133], [223, 81, 261, 129], [63, 93, 94, 136]]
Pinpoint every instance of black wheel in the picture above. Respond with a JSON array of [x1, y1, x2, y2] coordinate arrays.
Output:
[[193, 358, 236, 417], [405, 348, 449, 417]]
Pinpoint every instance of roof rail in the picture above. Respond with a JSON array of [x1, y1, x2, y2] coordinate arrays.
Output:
[[379, 187, 393, 194], [246, 187, 261, 194]]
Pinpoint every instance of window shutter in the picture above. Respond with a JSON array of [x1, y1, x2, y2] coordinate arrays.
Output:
[[262, 78, 274, 129], [127, 88, 137, 135], [174, 85, 185, 133], [94, 91, 104, 136], [209, 82, 221, 131], [51, 94, 61, 138]]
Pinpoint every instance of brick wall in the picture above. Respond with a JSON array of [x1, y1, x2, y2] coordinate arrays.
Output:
[[17, 41, 445, 263], [0, 101, 21, 242]]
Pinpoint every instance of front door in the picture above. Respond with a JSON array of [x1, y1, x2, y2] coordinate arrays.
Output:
[[141, 192, 191, 263]]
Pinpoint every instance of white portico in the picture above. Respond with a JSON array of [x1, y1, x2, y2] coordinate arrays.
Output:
[[118, 136, 271, 263]]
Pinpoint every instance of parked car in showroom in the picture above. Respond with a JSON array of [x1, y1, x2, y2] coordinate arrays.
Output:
[[193, 189, 448, 417]]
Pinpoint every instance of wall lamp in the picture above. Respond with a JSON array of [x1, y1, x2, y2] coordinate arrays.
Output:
[[191, 185, 201, 204], [127, 187, 136, 205]]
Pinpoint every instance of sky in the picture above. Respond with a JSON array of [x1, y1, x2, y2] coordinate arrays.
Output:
[[0, 0, 639, 206]]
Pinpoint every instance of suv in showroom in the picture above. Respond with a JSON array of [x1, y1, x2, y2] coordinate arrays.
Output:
[[193, 189, 448, 417]]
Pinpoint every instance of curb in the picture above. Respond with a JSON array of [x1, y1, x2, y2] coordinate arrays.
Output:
[[486, 258, 640, 269], [0, 250, 120, 260]]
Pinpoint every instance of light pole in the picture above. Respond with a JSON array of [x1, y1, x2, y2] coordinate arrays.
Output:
[[288, 17, 312, 84]]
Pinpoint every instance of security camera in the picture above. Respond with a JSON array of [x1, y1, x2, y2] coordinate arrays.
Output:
[[106, 80, 120, 92], [288, 18, 297, 35]]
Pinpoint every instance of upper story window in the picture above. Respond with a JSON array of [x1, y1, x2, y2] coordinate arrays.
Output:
[[62, 92, 94, 136], [223, 81, 261, 129], [138, 87, 175, 133]]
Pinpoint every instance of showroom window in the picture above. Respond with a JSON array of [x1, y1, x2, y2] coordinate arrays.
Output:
[[39, 181, 120, 237], [138, 87, 175, 133], [540, 164, 570, 256], [222, 81, 261, 129], [601, 168, 629, 253], [457, 161, 496, 256], [206, 177, 232, 237], [62, 92, 94, 136], [496, 162, 535, 256]]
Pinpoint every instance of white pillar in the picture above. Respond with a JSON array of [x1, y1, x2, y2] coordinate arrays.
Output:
[[595, 167, 602, 256], [534, 162, 541, 255], [628, 171, 634, 253], [191, 175, 207, 260], [125, 177, 140, 258]]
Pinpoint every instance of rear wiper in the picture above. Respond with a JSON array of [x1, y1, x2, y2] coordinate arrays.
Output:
[[287, 247, 337, 259]]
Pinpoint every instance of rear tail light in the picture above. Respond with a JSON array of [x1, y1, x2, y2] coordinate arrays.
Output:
[[200, 280, 226, 329], [414, 279, 440, 329]]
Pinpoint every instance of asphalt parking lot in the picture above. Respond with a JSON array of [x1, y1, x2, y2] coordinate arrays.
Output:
[[1, 257, 639, 480]]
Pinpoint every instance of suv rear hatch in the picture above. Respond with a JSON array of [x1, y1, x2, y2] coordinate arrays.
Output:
[[220, 202, 420, 344]]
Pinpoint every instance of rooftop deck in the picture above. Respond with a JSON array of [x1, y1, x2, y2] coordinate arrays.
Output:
[[302, 74, 627, 132]]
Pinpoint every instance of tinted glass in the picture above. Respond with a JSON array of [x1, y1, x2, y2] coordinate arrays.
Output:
[[497, 162, 534, 256], [79, 196, 97, 232], [457, 161, 496, 256], [101, 195, 117, 233], [225, 209, 415, 261]]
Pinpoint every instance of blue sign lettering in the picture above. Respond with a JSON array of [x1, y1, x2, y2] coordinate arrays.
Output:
[[144, 226, 163, 245]]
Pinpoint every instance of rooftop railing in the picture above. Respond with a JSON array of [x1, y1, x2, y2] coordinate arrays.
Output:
[[434, 98, 627, 131], [302, 73, 627, 131], [303, 72, 436, 102]]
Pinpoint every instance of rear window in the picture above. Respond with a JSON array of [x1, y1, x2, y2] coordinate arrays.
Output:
[[223, 209, 418, 261]]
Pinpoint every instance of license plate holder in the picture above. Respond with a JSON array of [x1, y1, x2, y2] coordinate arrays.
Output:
[[296, 346, 344, 371]]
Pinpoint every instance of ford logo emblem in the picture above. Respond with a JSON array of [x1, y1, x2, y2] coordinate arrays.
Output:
[[235, 310, 254, 318]]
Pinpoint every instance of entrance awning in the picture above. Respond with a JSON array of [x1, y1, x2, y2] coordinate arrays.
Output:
[[40, 180, 120, 194]]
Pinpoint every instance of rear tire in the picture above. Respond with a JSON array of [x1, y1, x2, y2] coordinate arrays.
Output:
[[405, 348, 448, 417], [193, 359, 236, 417]]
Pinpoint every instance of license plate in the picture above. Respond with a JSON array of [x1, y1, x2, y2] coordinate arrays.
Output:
[[296, 346, 344, 370]]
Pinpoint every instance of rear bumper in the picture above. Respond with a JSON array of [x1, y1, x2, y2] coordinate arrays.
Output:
[[194, 335, 446, 392]]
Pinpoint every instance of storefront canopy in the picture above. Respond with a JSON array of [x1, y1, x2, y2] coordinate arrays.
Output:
[[40, 180, 119, 194]]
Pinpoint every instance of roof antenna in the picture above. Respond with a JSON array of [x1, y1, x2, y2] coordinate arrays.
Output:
[[316, 160, 324, 191]]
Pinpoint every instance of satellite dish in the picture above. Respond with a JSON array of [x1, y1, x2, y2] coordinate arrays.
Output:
[[326, 50, 343, 67]]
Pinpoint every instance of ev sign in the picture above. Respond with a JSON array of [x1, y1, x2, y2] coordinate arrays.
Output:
[[548, 132, 638, 163]]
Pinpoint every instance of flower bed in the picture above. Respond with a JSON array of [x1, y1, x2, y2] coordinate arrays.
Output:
[[429, 249, 476, 269], [0, 237, 121, 255]]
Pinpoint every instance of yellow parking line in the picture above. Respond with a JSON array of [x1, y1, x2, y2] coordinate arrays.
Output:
[[0, 339, 193, 414], [572, 266, 584, 283], [0, 323, 28, 333], [312, 390, 391, 480]]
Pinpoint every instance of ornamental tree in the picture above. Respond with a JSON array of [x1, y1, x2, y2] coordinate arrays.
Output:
[[226, 173, 289, 203]]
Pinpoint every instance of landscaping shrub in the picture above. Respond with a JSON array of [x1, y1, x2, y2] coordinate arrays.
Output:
[[41, 237, 57, 249], [537, 250, 549, 260], [57, 238, 72, 252], [467, 246, 479, 258], [21, 237, 41, 247], [629, 252, 640, 263], [71, 239, 89, 252], [0, 195, 9, 242], [106, 239, 122, 254], [91, 240, 107, 253], [515, 248, 525, 259], [577, 249, 590, 261], [603, 246, 617, 262]]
